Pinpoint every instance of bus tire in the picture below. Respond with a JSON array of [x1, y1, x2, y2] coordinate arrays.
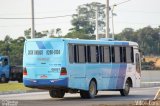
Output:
[[80, 80, 97, 99], [96, 90, 98, 95], [49, 89, 65, 98], [80, 90, 88, 99], [120, 79, 130, 96]]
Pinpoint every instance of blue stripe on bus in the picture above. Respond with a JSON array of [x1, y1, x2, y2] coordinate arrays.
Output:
[[36, 41, 46, 49], [116, 64, 127, 89], [105, 64, 112, 89], [43, 42, 53, 49], [108, 64, 119, 89], [122, 42, 129, 45]]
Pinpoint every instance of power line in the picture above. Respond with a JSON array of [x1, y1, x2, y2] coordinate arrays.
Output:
[[0, 14, 72, 20], [111, 0, 131, 6]]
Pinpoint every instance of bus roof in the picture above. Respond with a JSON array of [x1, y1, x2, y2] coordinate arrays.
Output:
[[25, 38, 138, 46]]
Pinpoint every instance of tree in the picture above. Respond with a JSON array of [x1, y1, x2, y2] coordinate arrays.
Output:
[[65, 29, 95, 39], [115, 26, 160, 55], [56, 28, 62, 37], [24, 28, 47, 38], [71, 2, 106, 35], [24, 28, 31, 39], [4, 35, 12, 56]]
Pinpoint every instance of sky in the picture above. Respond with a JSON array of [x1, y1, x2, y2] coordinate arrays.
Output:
[[0, 0, 160, 40]]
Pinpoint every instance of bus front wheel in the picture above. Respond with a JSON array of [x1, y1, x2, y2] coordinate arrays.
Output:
[[80, 80, 97, 99], [49, 89, 65, 98], [120, 79, 130, 96]]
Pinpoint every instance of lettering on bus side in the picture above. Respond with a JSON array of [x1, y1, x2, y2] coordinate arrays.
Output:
[[28, 50, 60, 55], [46, 50, 60, 55], [28, 50, 43, 55]]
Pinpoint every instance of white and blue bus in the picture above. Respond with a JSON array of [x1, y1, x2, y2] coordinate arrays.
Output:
[[23, 38, 141, 98]]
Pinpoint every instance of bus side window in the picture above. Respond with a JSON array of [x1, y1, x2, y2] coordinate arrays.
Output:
[[78, 45, 85, 63], [96, 46, 99, 62], [74, 45, 79, 63], [99, 46, 104, 62], [120, 47, 126, 63], [111, 46, 115, 63], [87, 46, 91, 62], [120, 47, 123, 63], [69, 44, 74, 63], [126, 47, 134, 63], [131, 47, 134, 63], [104, 46, 110, 63], [90, 46, 97, 63], [115, 46, 120, 63], [123, 47, 126, 63]]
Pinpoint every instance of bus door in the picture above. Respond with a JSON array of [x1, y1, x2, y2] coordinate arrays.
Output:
[[135, 53, 141, 87]]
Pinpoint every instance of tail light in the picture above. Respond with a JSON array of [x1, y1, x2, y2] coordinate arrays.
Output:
[[23, 67, 27, 76], [60, 67, 67, 75]]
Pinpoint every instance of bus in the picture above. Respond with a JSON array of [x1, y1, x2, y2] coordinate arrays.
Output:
[[23, 38, 141, 99]]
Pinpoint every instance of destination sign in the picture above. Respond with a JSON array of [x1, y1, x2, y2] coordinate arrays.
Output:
[[28, 50, 60, 55]]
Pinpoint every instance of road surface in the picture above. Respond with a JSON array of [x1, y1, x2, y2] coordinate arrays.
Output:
[[0, 87, 159, 106]]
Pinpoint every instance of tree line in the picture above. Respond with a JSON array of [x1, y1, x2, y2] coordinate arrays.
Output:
[[0, 2, 159, 66]]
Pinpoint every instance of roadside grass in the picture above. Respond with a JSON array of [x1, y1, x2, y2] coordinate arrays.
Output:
[[0, 83, 32, 92]]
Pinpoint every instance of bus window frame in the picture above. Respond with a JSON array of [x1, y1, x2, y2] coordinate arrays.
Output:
[[99, 45, 111, 63], [77, 44, 86, 63], [126, 46, 134, 64], [87, 45, 99, 63], [68, 43, 135, 64]]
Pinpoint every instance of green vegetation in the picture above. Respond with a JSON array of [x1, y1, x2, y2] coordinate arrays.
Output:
[[115, 27, 160, 56], [0, 83, 31, 92], [0, 36, 24, 66], [70, 2, 105, 35]]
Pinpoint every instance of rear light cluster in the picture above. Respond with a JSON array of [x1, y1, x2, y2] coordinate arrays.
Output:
[[23, 67, 27, 76], [60, 67, 67, 75]]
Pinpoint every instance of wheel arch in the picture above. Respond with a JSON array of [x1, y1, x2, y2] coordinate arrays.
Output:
[[89, 78, 97, 88], [126, 77, 133, 87]]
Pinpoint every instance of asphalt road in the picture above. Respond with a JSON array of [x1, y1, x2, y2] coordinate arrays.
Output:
[[0, 87, 159, 106]]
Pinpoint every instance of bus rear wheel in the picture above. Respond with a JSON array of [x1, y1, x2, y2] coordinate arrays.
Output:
[[80, 80, 97, 99], [49, 89, 65, 98], [120, 79, 130, 96]]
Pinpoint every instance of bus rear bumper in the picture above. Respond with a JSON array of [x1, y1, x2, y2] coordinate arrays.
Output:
[[23, 78, 68, 88]]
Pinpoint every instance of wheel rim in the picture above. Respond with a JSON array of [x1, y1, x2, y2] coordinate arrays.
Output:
[[89, 82, 96, 96]]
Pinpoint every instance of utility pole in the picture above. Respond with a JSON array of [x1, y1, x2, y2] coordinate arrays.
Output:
[[31, 0, 35, 38], [106, 0, 109, 38], [95, 6, 99, 40], [111, 5, 117, 39]]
